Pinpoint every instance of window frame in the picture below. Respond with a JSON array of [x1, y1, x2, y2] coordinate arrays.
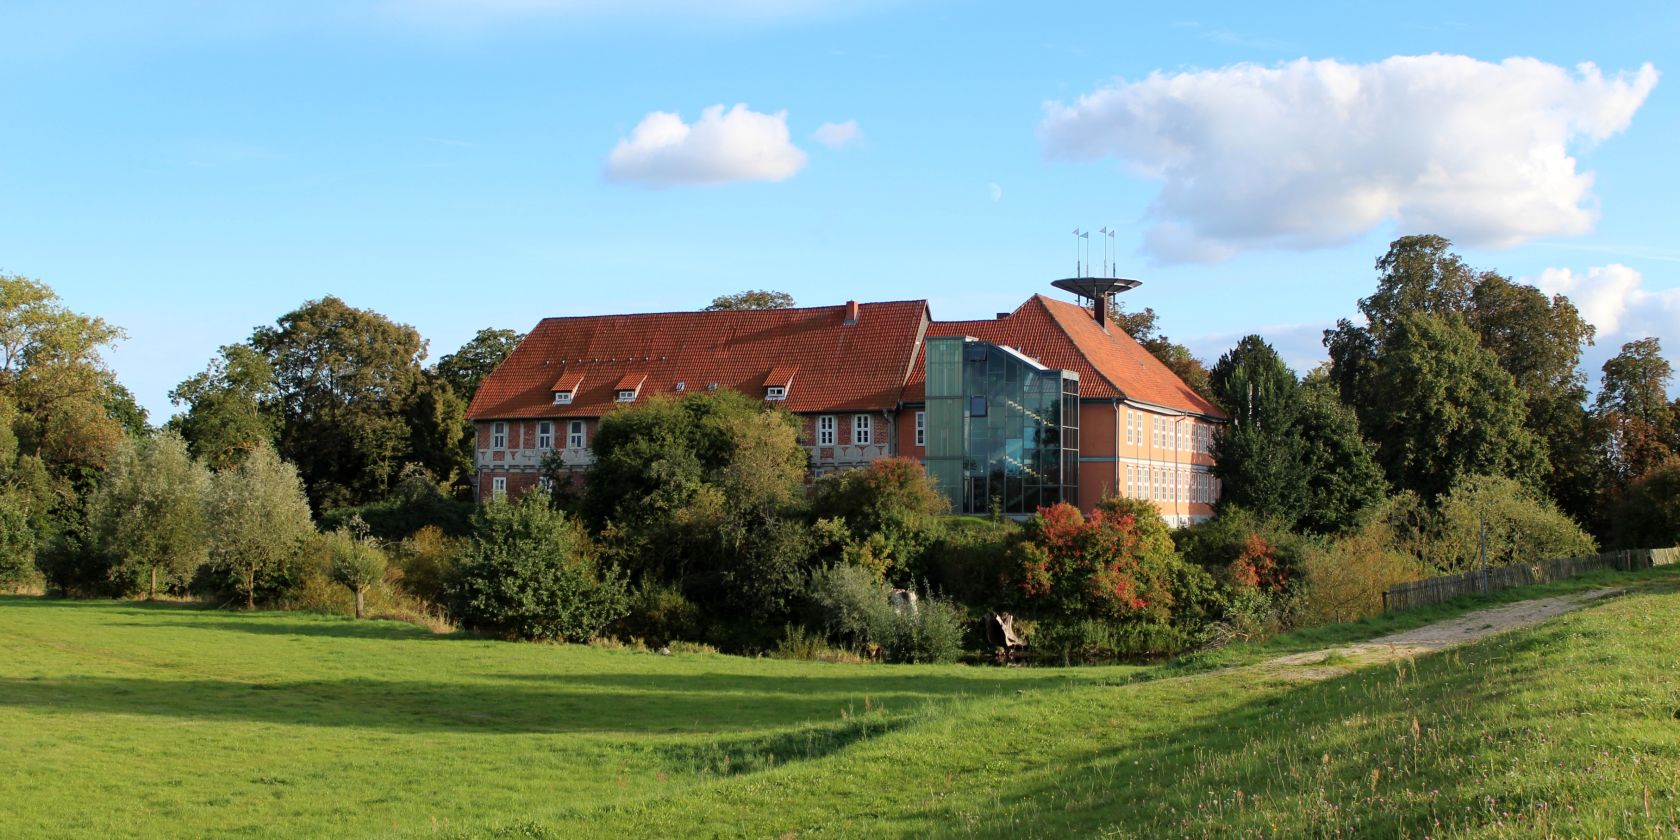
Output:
[[616, 389, 637, 402], [553, 391, 573, 405], [491, 421, 507, 449], [491, 475, 507, 501], [817, 415, 836, 446], [765, 385, 787, 401], [853, 414, 873, 446], [567, 419, 586, 450], [537, 421, 553, 450]]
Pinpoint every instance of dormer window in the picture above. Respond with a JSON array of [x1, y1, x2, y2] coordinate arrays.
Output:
[[550, 370, 583, 405], [675, 382, 686, 392], [763, 365, 797, 403], [613, 372, 646, 404]]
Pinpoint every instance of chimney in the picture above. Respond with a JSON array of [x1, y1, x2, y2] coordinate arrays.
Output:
[[843, 300, 859, 325], [1094, 292, 1109, 330]]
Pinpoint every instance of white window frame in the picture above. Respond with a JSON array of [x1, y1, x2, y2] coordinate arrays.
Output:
[[568, 420, 586, 449], [553, 391, 573, 405], [537, 421, 553, 450], [491, 476, 507, 501], [491, 421, 507, 449], [766, 385, 787, 401], [914, 411, 926, 447], [616, 389, 637, 402], [853, 415, 872, 446], [817, 415, 836, 446]]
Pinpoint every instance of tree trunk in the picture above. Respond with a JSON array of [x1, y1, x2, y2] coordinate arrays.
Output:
[[148, 567, 157, 601], [246, 573, 255, 610], [354, 588, 365, 620]]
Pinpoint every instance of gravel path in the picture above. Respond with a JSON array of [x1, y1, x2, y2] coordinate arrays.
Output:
[[1258, 587, 1625, 682]]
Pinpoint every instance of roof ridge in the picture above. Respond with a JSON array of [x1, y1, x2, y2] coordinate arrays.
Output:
[[1027, 294, 1128, 396], [531, 298, 930, 324]]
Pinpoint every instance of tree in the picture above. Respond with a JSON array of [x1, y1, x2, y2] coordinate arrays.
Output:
[[1209, 335, 1307, 524], [167, 344, 278, 470], [0, 274, 128, 478], [811, 456, 950, 583], [1294, 375, 1387, 533], [448, 491, 629, 642], [85, 431, 211, 599], [703, 290, 795, 311], [1595, 339, 1676, 489], [1328, 235, 1597, 516], [1354, 313, 1543, 502], [1109, 299, 1214, 401], [249, 297, 431, 509], [328, 519, 387, 619], [205, 441, 315, 608], [435, 328, 523, 399]]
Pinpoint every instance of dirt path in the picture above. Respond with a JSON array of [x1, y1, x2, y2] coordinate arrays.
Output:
[[1257, 587, 1625, 683]]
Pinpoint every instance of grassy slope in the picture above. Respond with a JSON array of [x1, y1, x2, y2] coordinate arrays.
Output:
[[2, 568, 1677, 838]]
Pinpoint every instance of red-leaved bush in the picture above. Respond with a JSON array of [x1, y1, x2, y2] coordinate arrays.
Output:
[[1227, 532, 1288, 593], [1013, 502, 1178, 623]]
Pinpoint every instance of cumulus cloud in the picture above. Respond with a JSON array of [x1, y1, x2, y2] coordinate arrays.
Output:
[[606, 104, 807, 187], [811, 120, 861, 148], [1040, 55, 1659, 263], [1536, 264, 1680, 340]]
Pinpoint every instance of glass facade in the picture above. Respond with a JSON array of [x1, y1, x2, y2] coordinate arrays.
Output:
[[923, 336, 1079, 515]]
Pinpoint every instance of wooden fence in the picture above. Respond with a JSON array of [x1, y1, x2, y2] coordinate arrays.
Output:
[[1382, 547, 1679, 613]]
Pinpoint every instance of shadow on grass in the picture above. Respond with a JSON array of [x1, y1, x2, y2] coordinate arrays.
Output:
[[946, 602, 1662, 839]]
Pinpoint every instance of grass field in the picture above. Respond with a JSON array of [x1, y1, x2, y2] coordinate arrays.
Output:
[[3, 567, 1679, 838]]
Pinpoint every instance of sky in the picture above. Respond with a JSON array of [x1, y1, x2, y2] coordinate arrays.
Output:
[[2, 0, 1677, 421]]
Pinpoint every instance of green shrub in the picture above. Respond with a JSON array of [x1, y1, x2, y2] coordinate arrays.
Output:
[[1611, 460, 1680, 549], [807, 564, 965, 664], [389, 525, 456, 604], [1296, 524, 1424, 625], [320, 469, 474, 540], [920, 516, 1019, 606], [615, 583, 703, 646], [1029, 618, 1190, 664], [811, 457, 951, 584], [448, 492, 629, 642], [1433, 474, 1596, 571], [326, 524, 388, 620], [0, 494, 36, 592]]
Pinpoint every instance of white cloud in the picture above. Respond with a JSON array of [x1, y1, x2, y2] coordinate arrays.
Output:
[[1536, 264, 1680, 340], [605, 104, 807, 187], [988, 182, 1003, 202], [811, 120, 861, 148], [1040, 55, 1659, 263]]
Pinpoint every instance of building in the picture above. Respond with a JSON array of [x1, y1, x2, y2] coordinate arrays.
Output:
[[465, 281, 1226, 525]]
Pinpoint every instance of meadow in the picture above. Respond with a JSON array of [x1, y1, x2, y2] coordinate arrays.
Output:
[[2, 566, 1678, 838]]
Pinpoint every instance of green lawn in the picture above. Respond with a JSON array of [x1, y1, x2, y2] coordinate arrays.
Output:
[[3, 569, 1679, 838]]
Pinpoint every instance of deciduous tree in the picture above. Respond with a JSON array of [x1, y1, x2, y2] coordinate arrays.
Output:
[[85, 431, 210, 599], [205, 441, 315, 608], [703, 290, 795, 311]]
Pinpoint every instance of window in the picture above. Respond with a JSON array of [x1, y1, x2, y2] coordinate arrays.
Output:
[[616, 389, 636, 402], [1152, 418, 1162, 448], [568, 420, 586, 449], [491, 476, 506, 501], [491, 422, 507, 449], [1125, 411, 1134, 445], [553, 391, 572, 405], [818, 415, 835, 446], [914, 411, 926, 447], [675, 381, 686, 392], [538, 475, 553, 493], [537, 421, 553, 450], [970, 395, 988, 417], [1126, 464, 1135, 497], [853, 415, 872, 446], [765, 385, 787, 401]]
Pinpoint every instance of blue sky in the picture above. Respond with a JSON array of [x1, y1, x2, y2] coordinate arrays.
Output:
[[3, 0, 1677, 420]]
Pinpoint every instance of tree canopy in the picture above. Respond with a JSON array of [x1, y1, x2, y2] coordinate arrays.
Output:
[[703, 290, 795, 311]]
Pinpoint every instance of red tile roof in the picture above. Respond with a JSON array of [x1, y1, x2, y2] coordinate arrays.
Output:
[[764, 365, 798, 388], [906, 294, 1224, 418], [552, 370, 585, 393], [468, 301, 930, 420], [614, 372, 647, 392]]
